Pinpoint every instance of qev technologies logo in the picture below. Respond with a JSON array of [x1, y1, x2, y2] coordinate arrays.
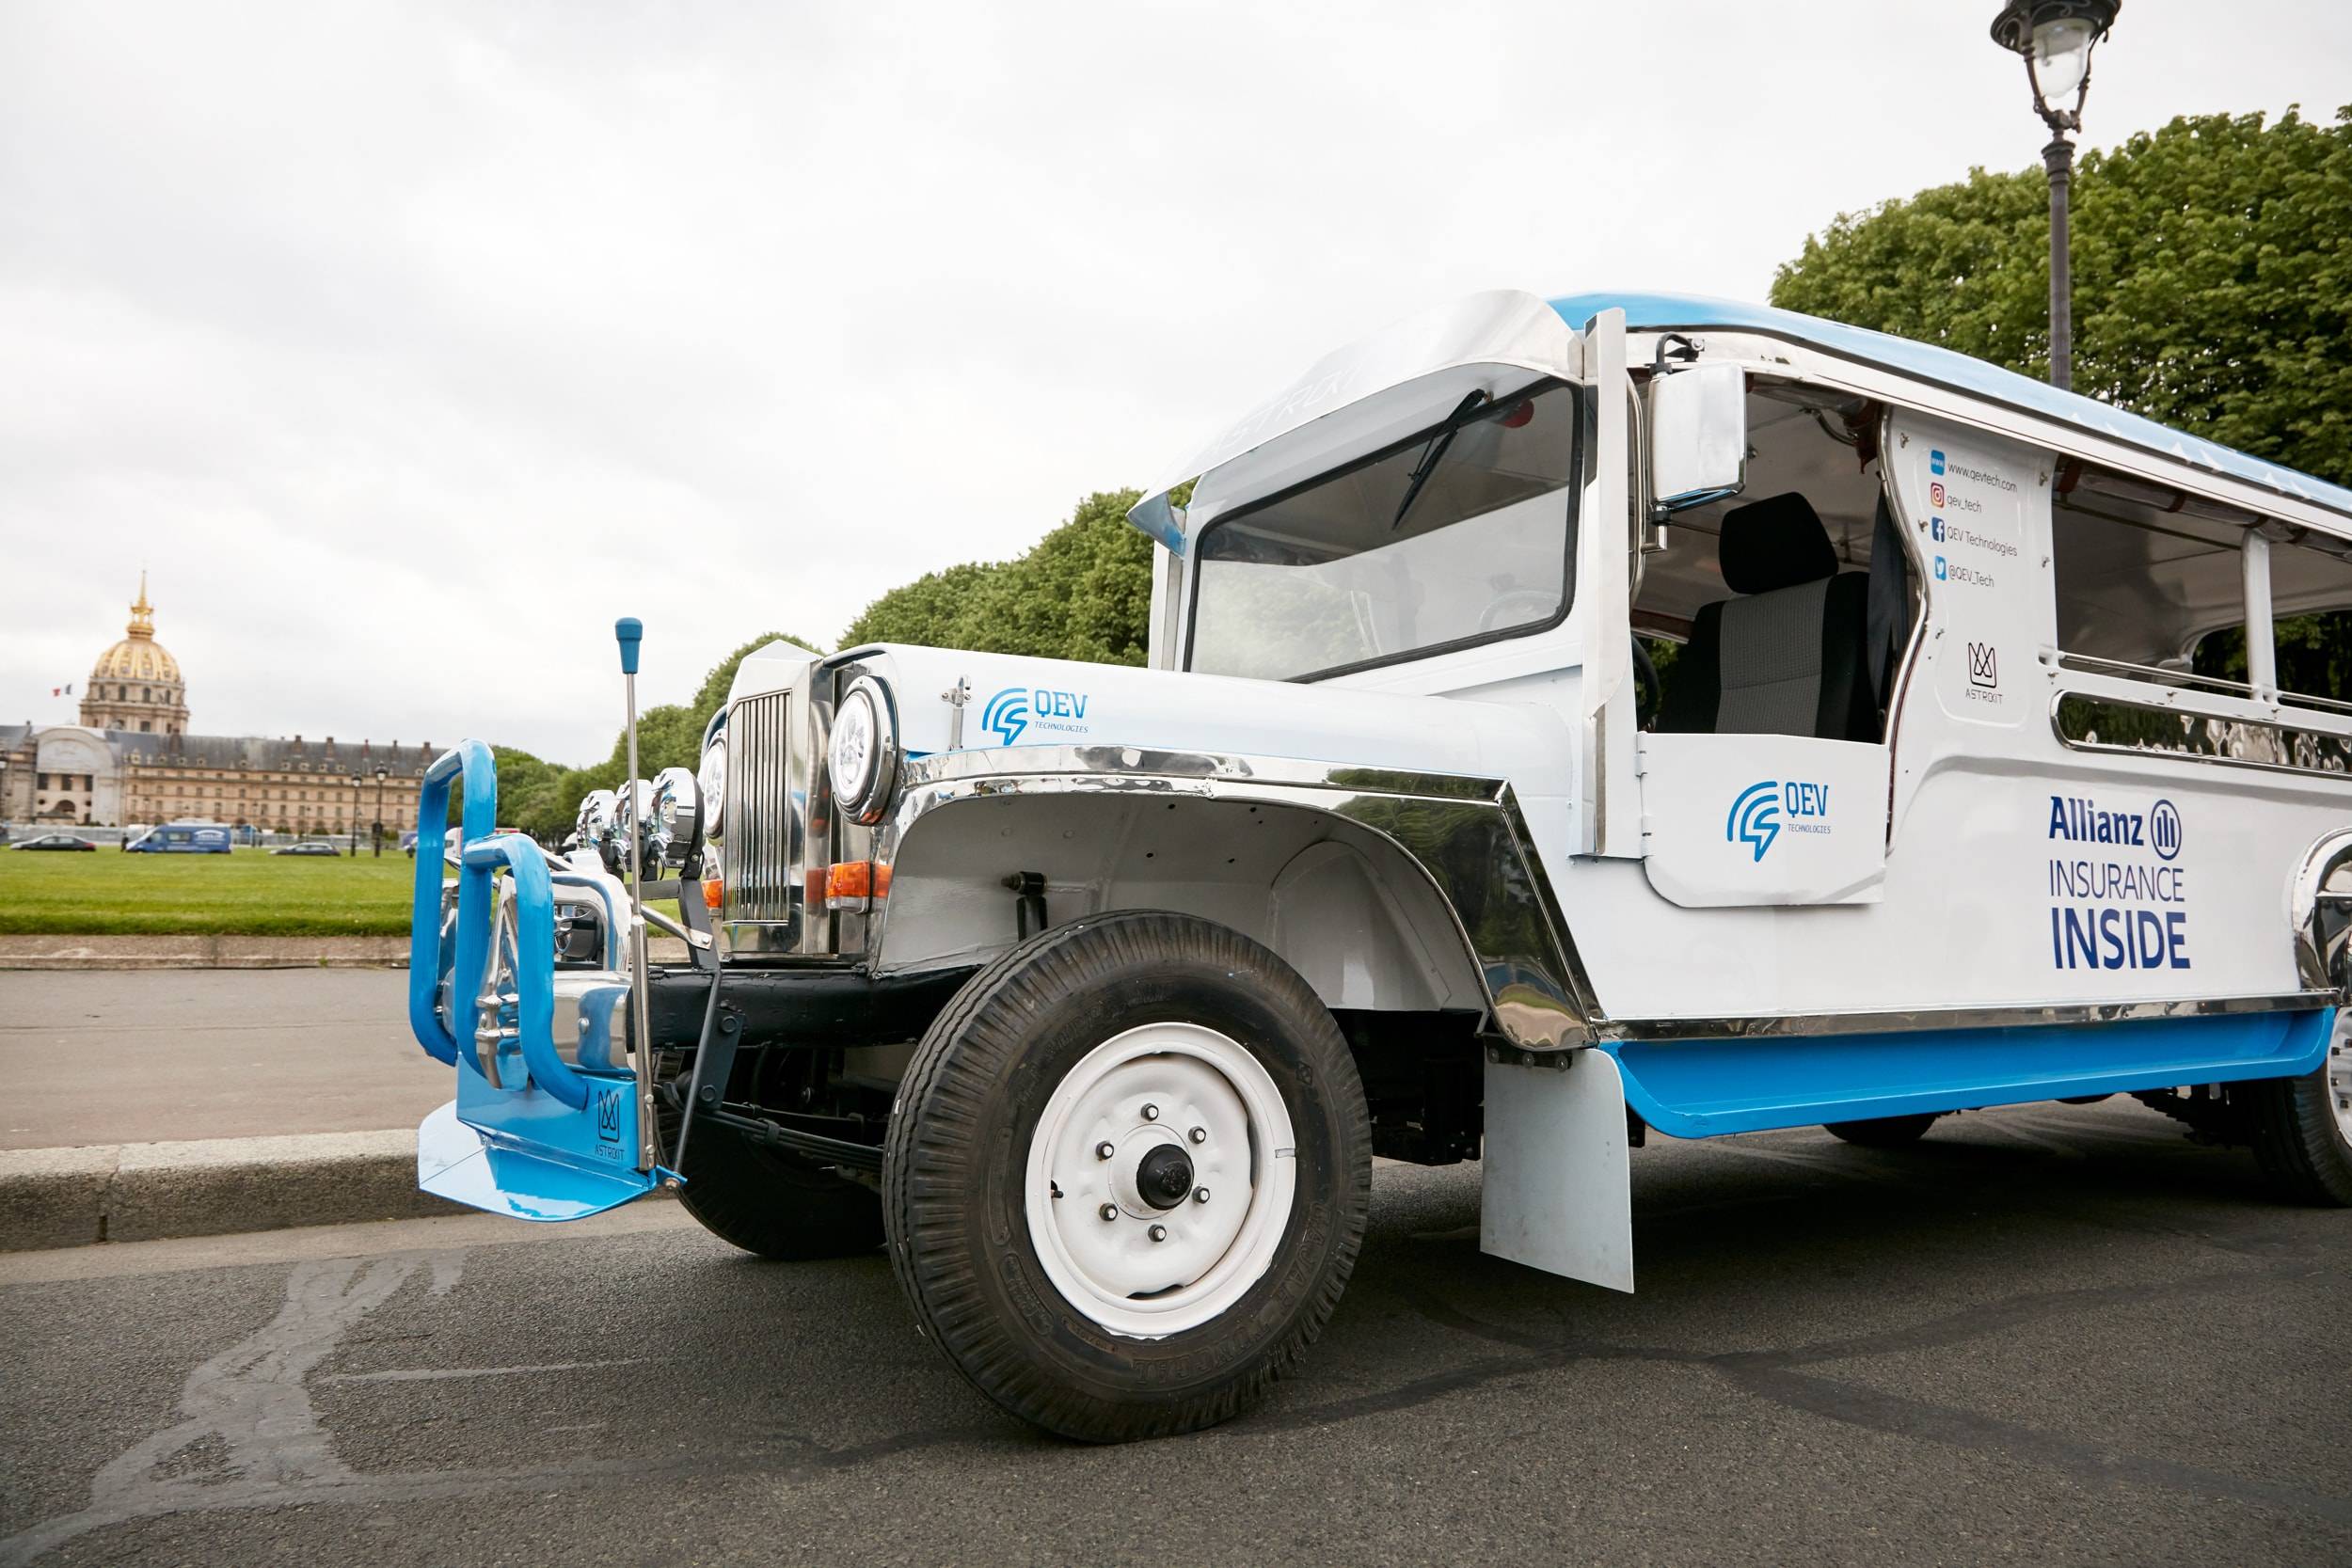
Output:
[[980, 688, 1029, 745], [1726, 779, 1835, 863], [1726, 782, 1782, 862]]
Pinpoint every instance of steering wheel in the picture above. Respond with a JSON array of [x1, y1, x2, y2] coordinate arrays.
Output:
[[1631, 637, 1662, 727]]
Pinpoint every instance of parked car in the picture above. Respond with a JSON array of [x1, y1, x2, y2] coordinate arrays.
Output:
[[399, 829, 420, 859], [271, 841, 345, 857], [125, 821, 233, 854], [12, 833, 97, 851]]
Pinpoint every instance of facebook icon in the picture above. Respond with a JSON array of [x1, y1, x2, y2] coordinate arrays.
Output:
[[1931, 517, 1945, 542]]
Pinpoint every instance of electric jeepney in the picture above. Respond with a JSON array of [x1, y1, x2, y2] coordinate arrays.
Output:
[[408, 290, 2352, 1442]]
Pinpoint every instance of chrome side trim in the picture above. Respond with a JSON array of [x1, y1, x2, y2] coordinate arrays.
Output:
[[2051, 690, 2352, 780], [1599, 990, 2338, 1043]]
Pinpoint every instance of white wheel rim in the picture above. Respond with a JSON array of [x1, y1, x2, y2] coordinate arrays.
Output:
[[1025, 1022, 1296, 1338], [2329, 1012, 2352, 1148]]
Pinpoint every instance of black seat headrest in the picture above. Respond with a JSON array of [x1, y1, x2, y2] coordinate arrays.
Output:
[[1719, 492, 1837, 594]]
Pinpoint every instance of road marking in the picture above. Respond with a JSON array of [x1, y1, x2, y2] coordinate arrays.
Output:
[[318, 1358, 643, 1384]]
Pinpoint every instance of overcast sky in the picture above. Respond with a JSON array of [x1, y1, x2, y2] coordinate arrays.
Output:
[[4, 1, 2348, 763]]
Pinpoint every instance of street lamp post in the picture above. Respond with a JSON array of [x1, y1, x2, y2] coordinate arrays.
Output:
[[348, 773, 361, 858], [1990, 0, 2121, 393], [373, 765, 389, 857]]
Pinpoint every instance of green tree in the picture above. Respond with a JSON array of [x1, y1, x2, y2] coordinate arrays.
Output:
[[1772, 107, 2352, 691], [840, 489, 1152, 664], [1771, 106, 2352, 483]]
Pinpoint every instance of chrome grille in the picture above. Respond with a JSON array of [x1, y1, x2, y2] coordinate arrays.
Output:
[[722, 689, 801, 931]]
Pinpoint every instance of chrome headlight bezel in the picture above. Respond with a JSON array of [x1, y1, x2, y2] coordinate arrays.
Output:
[[650, 765, 699, 866], [697, 735, 726, 842], [827, 674, 898, 826]]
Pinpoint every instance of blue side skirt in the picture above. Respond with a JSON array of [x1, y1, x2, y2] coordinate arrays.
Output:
[[1607, 1007, 2334, 1140]]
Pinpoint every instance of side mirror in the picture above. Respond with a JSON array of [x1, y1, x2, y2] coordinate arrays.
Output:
[[1646, 363, 1747, 515]]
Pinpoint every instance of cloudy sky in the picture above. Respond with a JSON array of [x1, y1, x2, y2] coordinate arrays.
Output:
[[4, 1, 2347, 762]]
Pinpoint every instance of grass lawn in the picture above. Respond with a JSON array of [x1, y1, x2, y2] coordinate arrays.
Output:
[[0, 848, 686, 938]]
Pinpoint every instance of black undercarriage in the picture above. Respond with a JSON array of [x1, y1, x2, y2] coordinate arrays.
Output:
[[637, 963, 1491, 1180]]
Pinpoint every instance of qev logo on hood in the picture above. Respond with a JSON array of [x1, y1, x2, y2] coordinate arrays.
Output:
[[980, 689, 1030, 745], [1726, 780, 1833, 863], [980, 687, 1091, 747]]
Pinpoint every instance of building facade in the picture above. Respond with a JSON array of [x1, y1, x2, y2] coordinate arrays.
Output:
[[2, 581, 435, 838]]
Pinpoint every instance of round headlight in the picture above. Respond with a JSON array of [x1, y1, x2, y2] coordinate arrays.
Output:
[[650, 766, 699, 865], [827, 675, 898, 825], [697, 736, 727, 841]]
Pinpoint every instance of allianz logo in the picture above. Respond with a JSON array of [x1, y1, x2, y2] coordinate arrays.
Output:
[[2047, 795, 2182, 863], [1727, 780, 1833, 863]]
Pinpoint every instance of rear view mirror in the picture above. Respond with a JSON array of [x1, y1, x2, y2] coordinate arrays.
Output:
[[1647, 363, 1747, 515]]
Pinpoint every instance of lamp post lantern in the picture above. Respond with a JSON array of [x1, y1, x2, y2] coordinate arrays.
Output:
[[1990, 0, 2120, 392], [372, 764, 389, 857]]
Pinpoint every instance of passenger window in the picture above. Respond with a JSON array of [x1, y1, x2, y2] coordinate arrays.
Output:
[[1634, 378, 1910, 743], [2051, 460, 2352, 712]]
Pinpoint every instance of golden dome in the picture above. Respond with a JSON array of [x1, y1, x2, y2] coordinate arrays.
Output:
[[88, 574, 183, 687]]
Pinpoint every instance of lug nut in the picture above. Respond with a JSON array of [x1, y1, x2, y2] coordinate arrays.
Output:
[[1140, 1103, 1159, 1121], [1148, 1224, 1168, 1243], [1193, 1186, 1211, 1204], [1187, 1126, 1207, 1144], [1098, 1203, 1119, 1222], [1094, 1141, 1115, 1160]]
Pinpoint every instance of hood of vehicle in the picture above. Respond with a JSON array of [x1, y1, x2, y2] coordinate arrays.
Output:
[[837, 643, 1573, 789]]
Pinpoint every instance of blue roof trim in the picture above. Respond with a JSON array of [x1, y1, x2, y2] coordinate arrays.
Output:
[[1550, 291, 2352, 520]]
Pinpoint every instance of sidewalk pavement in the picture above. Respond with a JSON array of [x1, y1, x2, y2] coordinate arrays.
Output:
[[5, 970, 469, 1250]]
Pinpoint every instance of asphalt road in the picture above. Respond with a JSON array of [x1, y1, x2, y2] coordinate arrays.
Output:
[[2, 1098, 2346, 1566], [0, 970, 441, 1148]]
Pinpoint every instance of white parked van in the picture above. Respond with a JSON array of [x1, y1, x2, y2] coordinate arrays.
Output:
[[407, 290, 2352, 1441]]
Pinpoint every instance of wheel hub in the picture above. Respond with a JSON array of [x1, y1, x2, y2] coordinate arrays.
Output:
[[1025, 1022, 1299, 1338], [1133, 1143, 1195, 1210]]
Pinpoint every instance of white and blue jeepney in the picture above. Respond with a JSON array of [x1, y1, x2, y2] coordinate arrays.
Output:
[[407, 290, 2352, 1441]]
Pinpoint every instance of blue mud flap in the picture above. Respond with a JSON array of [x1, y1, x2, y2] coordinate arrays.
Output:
[[408, 739, 669, 1222]]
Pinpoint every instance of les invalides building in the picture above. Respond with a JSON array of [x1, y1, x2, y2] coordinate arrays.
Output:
[[1, 578, 436, 839]]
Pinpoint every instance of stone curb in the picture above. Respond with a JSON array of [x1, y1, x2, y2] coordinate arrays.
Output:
[[0, 934, 410, 970], [0, 1130, 677, 1251], [0, 1132, 449, 1250]]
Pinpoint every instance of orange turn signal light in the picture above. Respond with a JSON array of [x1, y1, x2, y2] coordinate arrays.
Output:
[[701, 877, 723, 910], [824, 860, 890, 909]]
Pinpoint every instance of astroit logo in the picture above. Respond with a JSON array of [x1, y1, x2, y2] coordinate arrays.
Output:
[[980, 689, 1029, 745], [595, 1087, 625, 1145]]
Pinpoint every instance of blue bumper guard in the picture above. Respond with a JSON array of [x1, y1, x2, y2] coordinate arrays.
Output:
[[407, 740, 668, 1221]]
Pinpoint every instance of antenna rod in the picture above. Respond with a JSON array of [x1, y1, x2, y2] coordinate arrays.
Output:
[[614, 617, 659, 1174]]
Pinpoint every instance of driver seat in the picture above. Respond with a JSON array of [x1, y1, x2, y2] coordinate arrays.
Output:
[[1656, 492, 1876, 741]]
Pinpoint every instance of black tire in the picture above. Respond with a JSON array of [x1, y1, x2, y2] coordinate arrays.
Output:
[[1823, 1113, 1941, 1147], [673, 1117, 884, 1260], [882, 911, 1371, 1443], [2243, 1066, 2352, 1206]]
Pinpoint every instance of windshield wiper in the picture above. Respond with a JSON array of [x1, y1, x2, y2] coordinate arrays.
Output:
[[1391, 390, 1490, 531]]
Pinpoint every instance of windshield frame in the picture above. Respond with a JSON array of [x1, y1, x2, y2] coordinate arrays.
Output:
[[1183, 376, 1585, 683]]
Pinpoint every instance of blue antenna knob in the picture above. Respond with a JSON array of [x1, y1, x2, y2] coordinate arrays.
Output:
[[614, 617, 643, 675]]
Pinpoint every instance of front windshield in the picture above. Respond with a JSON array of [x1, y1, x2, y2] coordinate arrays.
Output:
[[1187, 382, 1580, 681]]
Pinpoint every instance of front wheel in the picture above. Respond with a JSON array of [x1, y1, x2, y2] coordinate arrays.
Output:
[[882, 911, 1371, 1442]]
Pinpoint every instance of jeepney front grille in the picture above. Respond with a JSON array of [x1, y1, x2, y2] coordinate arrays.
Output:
[[722, 689, 802, 929]]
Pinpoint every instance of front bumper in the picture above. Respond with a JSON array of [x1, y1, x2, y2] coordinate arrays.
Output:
[[407, 741, 664, 1222]]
